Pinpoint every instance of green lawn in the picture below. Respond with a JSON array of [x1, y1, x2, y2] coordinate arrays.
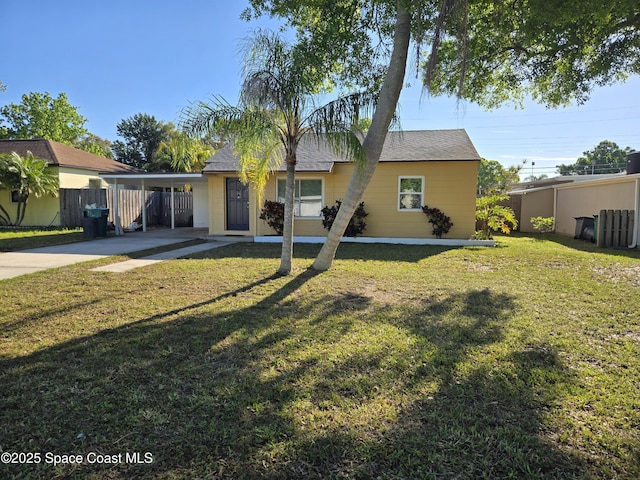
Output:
[[1, 235, 639, 479], [0, 227, 85, 251]]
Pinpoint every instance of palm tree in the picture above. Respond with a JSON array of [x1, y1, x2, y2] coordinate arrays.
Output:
[[182, 31, 375, 275], [157, 130, 216, 173], [0, 151, 59, 226]]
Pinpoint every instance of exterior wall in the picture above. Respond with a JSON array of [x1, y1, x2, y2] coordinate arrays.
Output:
[[208, 160, 479, 239], [58, 167, 107, 188], [192, 183, 209, 228], [0, 190, 60, 226], [555, 180, 636, 236], [519, 189, 555, 232]]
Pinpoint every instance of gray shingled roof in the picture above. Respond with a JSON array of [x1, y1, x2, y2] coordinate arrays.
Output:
[[203, 129, 479, 173], [0, 139, 140, 173]]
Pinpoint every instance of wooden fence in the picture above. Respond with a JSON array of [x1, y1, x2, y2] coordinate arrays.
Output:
[[59, 189, 107, 227], [596, 209, 635, 248], [59, 189, 193, 228]]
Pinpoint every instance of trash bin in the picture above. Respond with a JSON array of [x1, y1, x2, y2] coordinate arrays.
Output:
[[81, 216, 97, 238], [84, 208, 109, 237], [574, 216, 595, 239], [593, 215, 598, 243]]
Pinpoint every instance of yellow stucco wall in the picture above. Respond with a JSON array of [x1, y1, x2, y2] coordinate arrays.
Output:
[[207, 159, 479, 239], [0, 190, 60, 226], [58, 167, 107, 188]]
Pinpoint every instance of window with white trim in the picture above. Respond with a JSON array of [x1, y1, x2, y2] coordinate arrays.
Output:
[[277, 178, 323, 217], [398, 176, 424, 211]]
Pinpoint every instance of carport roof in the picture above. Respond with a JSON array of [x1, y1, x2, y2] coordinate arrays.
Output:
[[100, 173, 207, 188]]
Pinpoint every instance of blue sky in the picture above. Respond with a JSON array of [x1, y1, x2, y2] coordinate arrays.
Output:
[[3, 0, 639, 178]]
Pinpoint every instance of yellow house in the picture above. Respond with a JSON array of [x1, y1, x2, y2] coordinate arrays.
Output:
[[204, 129, 481, 242], [0, 139, 138, 226]]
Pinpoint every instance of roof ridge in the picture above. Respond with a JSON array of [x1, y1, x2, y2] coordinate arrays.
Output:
[[43, 139, 60, 165]]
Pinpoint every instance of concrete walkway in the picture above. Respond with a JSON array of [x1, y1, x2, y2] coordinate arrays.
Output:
[[90, 241, 231, 273], [0, 228, 232, 280]]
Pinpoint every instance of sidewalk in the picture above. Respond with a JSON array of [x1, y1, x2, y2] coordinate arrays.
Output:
[[0, 228, 231, 280]]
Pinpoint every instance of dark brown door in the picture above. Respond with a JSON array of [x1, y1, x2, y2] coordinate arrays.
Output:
[[226, 178, 249, 231]]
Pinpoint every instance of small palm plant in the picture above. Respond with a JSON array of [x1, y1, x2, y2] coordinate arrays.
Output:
[[0, 151, 59, 226]]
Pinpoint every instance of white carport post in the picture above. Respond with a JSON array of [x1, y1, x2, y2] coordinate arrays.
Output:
[[170, 181, 176, 229], [113, 178, 123, 235], [141, 179, 147, 232]]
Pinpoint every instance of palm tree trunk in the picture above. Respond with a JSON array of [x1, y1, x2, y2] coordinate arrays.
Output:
[[279, 156, 296, 274], [0, 203, 12, 225], [312, 2, 411, 271], [16, 198, 27, 227]]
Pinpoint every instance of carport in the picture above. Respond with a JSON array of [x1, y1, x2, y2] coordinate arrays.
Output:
[[100, 173, 209, 235]]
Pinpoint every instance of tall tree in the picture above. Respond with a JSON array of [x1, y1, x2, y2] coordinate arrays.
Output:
[[182, 30, 373, 274], [245, 0, 640, 270], [478, 158, 523, 195], [557, 140, 632, 175], [0, 92, 88, 144], [76, 133, 114, 159], [0, 151, 59, 226], [111, 114, 172, 171]]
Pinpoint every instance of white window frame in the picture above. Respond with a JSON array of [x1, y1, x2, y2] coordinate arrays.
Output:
[[398, 176, 425, 211], [276, 177, 324, 218]]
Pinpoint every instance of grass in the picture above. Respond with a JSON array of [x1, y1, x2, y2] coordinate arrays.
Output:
[[0, 227, 86, 251], [1, 234, 639, 479]]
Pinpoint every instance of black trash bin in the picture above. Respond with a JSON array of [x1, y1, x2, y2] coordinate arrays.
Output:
[[574, 216, 595, 239], [84, 208, 109, 237], [81, 216, 97, 238]]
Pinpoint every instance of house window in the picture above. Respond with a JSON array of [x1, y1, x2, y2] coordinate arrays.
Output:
[[89, 179, 102, 189], [10, 190, 23, 204], [277, 178, 323, 217], [398, 176, 424, 211]]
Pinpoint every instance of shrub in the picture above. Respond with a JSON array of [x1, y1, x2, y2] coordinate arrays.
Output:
[[530, 216, 554, 233], [259, 200, 284, 235], [421, 205, 453, 238], [321, 200, 368, 237], [474, 194, 518, 239]]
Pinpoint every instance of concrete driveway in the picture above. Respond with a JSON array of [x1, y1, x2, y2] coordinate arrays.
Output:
[[0, 228, 223, 280]]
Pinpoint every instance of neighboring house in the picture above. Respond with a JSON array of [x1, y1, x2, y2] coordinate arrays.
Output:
[[508, 168, 640, 246], [0, 139, 137, 226], [204, 129, 480, 240]]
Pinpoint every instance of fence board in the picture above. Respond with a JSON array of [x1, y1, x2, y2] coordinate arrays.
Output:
[[597, 209, 635, 248], [59, 189, 107, 227], [105, 189, 193, 228]]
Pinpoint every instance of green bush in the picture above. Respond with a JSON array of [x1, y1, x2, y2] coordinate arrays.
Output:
[[321, 200, 368, 237], [530, 216, 554, 233]]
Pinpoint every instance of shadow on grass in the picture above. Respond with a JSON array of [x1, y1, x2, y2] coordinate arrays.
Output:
[[197, 241, 457, 264], [1, 275, 590, 479], [513, 231, 640, 259]]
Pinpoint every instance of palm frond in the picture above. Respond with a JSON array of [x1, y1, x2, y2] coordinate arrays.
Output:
[[180, 96, 245, 141], [305, 91, 388, 167]]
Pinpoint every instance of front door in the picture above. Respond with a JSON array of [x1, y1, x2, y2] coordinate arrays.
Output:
[[226, 178, 249, 231]]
